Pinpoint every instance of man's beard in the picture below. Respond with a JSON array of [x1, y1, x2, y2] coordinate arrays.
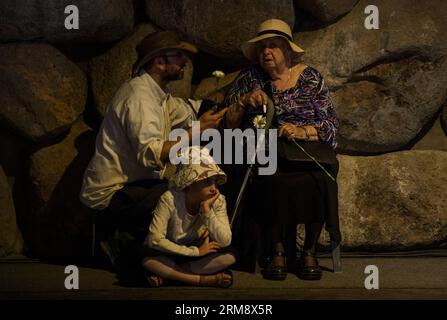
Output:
[[165, 65, 184, 81]]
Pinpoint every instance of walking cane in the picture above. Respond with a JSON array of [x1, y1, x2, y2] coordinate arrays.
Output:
[[229, 163, 253, 229], [229, 99, 275, 229]]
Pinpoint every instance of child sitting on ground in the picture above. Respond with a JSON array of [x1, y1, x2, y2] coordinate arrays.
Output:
[[141, 147, 236, 288]]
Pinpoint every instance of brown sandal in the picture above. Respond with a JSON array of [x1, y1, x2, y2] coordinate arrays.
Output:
[[146, 274, 165, 287], [216, 270, 233, 288]]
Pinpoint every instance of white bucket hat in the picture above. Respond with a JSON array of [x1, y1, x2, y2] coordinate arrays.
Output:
[[241, 18, 304, 62], [169, 147, 227, 191]]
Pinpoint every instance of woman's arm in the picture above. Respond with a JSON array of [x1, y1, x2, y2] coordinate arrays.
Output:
[[226, 89, 270, 128], [222, 67, 266, 128], [279, 123, 319, 141], [281, 69, 338, 145], [310, 73, 339, 148]]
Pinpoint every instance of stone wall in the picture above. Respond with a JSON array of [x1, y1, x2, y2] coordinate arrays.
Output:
[[0, 0, 446, 259]]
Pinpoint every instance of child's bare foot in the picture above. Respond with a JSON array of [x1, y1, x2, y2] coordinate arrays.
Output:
[[199, 270, 233, 288]]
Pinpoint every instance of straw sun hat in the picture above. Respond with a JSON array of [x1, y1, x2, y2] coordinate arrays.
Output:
[[132, 30, 198, 76], [241, 18, 304, 62]]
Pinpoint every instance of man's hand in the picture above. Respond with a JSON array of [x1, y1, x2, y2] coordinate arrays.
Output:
[[160, 108, 227, 164], [205, 91, 225, 104], [198, 232, 221, 256], [199, 107, 228, 131]]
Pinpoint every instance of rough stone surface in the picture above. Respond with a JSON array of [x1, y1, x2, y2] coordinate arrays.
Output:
[[145, 0, 295, 59], [0, 43, 87, 142], [441, 105, 447, 136], [294, 0, 359, 22], [412, 115, 447, 152], [0, 166, 23, 257], [29, 120, 96, 259], [317, 151, 447, 250], [89, 23, 194, 116], [296, 0, 447, 154], [0, 0, 134, 44], [0, 130, 29, 177], [89, 23, 158, 116], [0, 130, 30, 257]]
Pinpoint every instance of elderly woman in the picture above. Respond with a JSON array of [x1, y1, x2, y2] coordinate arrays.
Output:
[[223, 19, 340, 281]]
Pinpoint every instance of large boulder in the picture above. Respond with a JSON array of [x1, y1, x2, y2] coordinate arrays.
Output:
[[317, 151, 447, 251], [412, 115, 447, 151], [441, 105, 447, 136], [294, 0, 359, 22], [145, 0, 295, 59], [333, 57, 447, 153], [28, 120, 96, 259], [0, 166, 23, 257], [89, 23, 158, 117], [0, 0, 134, 44], [296, 0, 447, 154], [0, 43, 87, 142], [0, 130, 29, 177], [0, 130, 30, 256], [89, 23, 195, 117]]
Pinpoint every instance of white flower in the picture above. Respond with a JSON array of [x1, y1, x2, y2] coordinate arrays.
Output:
[[252, 115, 266, 129], [212, 70, 225, 78]]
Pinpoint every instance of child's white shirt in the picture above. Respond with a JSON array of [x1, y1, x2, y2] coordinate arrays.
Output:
[[145, 190, 232, 256]]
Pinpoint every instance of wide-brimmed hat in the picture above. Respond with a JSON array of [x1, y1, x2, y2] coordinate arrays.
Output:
[[193, 70, 241, 100], [169, 147, 227, 191], [132, 30, 198, 76], [241, 19, 304, 63]]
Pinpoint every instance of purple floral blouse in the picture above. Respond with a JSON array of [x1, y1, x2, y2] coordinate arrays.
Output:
[[223, 65, 339, 149]]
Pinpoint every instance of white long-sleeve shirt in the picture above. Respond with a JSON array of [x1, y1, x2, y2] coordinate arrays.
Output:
[[146, 190, 232, 257], [80, 72, 201, 209]]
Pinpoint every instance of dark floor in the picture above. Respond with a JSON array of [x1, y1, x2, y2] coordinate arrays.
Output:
[[1, 256, 447, 300]]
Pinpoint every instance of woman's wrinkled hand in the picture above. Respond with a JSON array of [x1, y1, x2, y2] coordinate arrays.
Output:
[[240, 89, 269, 108], [279, 123, 306, 141]]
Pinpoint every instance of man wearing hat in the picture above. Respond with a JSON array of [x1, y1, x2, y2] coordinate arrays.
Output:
[[80, 31, 227, 263]]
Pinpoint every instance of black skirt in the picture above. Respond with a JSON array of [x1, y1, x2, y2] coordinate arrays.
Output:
[[247, 158, 341, 244]]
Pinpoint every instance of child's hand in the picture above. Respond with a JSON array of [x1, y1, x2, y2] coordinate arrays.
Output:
[[200, 228, 209, 240], [198, 233, 221, 256], [200, 189, 220, 214]]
